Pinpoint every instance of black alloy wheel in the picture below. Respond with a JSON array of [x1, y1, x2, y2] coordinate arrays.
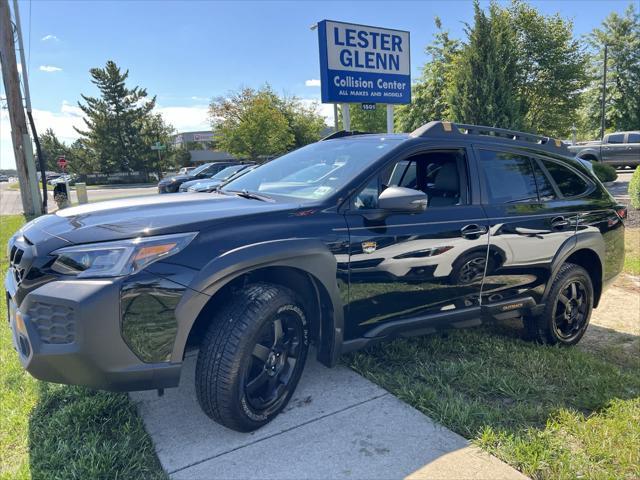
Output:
[[523, 263, 593, 345], [244, 310, 305, 413], [552, 280, 589, 342], [195, 283, 309, 432]]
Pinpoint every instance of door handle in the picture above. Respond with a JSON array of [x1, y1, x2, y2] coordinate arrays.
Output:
[[460, 224, 488, 238], [551, 216, 570, 229]]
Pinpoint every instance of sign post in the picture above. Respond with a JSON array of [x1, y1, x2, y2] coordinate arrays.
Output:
[[317, 19, 411, 132], [151, 142, 166, 180]]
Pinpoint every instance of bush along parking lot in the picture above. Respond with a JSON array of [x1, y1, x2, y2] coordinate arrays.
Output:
[[0, 216, 165, 479], [590, 162, 618, 183]]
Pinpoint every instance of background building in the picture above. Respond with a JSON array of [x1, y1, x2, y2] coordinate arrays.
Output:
[[171, 131, 237, 164]]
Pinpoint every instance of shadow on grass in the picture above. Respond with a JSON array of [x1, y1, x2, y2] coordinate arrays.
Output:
[[28, 382, 166, 479], [348, 319, 640, 479]]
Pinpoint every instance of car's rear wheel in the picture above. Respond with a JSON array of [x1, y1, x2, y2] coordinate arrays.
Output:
[[195, 283, 309, 432], [524, 263, 593, 345]]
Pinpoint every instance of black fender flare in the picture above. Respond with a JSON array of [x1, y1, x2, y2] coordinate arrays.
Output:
[[541, 231, 605, 306], [170, 238, 343, 366]]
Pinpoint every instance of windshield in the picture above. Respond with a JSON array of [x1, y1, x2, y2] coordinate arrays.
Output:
[[189, 163, 212, 176], [221, 137, 402, 201], [212, 165, 245, 180]]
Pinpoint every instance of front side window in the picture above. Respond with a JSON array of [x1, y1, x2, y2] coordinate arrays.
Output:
[[352, 149, 468, 209], [479, 150, 538, 204], [222, 137, 402, 201], [607, 134, 624, 144], [541, 160, 590, 198]]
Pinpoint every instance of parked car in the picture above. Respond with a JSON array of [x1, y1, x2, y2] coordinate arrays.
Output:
[[6, 121, 626, 432], [568, 131, 640, 168], [49, 174, 77, 186], [178, 167, 196, 176], [186, 165, 259, 192], [0, 174, 8, 182], [179, 164, 255, 192], [157, 162, 238, 193]]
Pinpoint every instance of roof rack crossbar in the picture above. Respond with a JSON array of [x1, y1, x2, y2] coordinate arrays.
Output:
[[410, 121, 568, 154], [322, 130, 371, 141]]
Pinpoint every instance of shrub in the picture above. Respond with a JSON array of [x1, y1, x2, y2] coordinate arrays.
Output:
[[629, 167, 640, 210], [591, 161, 618, 183]]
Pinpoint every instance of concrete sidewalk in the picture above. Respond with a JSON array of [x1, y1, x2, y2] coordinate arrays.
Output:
[[131, 354, 527, 479]]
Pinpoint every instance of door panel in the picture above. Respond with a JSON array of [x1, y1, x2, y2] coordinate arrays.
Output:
[[476, 148, 579, 306], [342, 147, 486, 340], [344, 207, 489, 339], [480, 204, 578, 305]]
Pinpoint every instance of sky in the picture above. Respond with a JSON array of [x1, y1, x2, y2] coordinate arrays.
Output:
[[0, 0, 633, 169]]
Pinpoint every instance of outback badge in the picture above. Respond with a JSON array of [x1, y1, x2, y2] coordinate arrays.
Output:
[[362, 241, 377, 254]]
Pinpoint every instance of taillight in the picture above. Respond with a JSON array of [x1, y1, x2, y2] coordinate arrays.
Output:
[[616, 206, 627, 220]]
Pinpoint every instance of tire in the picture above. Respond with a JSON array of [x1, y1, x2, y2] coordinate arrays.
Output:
[[195, 282, 309, 432], [523, 263, 593, 345], [450, 251, 493, 285]]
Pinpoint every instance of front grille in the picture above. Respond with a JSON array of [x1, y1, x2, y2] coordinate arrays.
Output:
[[28, 302, 76, 344], [8, 235, 33, 287]]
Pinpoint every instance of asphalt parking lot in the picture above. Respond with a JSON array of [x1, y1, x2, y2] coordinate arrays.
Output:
[[0, 182, 156, 215]]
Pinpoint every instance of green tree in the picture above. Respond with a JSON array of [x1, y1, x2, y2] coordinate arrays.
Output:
[[75, 60, 156, 173], [279, 97, 327, 147], [210, 87, 294, 160], [140, 113, 176, 178], [448, 1, 522, 129], [339, 104, 387, 132], [38, 128, 69, 171], [579, 4, 640, 138], [510, 1, 589, 137], [395, 17, 460, 132]]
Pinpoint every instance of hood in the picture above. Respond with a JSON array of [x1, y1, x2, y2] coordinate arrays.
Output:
[[180, 178, 220, 190], [24, 193, 298, 246]]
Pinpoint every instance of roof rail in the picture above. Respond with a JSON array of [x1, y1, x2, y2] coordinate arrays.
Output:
[[322, 130, 371, 141], [410, 121, 569, 155]]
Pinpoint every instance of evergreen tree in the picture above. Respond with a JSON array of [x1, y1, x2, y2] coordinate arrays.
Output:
[[448, 1, 522, 129], [75, 61, 156, 173], [579, 4, 640, 138], [395, 17, 460, 132], [38, 128, 69, 171]]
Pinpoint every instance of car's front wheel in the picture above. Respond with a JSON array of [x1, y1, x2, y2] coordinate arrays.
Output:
[[195, 283, 309, 432], [524, 263, 593, 345]]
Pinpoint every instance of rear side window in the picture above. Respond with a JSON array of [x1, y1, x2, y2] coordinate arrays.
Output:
[[628, 133, 640, 143], [479, 150, 538, 204], [607, 134, 624, 144], [541, 160, 590, 198]]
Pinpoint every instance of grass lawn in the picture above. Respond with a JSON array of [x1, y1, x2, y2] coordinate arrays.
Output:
[[624, 229, 640, 275], [0, 215, 165, 479]]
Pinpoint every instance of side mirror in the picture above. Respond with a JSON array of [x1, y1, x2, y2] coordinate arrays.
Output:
[[378, 186, 428, 213]]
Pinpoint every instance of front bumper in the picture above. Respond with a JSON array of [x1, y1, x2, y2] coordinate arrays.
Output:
[[158, 182, 179, 193], [5, 275, 181, 391]]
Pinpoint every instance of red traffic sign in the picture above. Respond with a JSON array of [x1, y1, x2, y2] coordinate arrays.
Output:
[[57, 156, 67, 169]]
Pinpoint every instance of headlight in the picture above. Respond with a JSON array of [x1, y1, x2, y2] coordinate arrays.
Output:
[[50, 232, 197, 278]]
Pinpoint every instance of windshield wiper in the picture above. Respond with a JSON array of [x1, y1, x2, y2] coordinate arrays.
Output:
[[227, 189, 274, 202]]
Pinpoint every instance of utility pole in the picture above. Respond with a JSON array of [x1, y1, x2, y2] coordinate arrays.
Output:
[[0, 0, 41, 216], [599, 44, 608, 141], [13, 0, 47, 212]]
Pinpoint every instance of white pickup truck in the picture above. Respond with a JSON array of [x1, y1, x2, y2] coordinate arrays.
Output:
[[569, 131, 640, 168]]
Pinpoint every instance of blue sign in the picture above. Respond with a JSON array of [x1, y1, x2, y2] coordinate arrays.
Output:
[[318, 20, 411, 105]]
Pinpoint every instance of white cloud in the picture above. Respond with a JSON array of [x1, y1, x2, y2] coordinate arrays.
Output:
[[41, 34, 59, 41], [305, 79, 321, 87], [39, 65, 62, 73], [190, 96, 209, 101], [298, 98, 334, 126], [156, 105, 210, 132]]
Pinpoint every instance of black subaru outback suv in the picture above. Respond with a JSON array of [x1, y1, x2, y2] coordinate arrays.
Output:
[[6, 121, 626, 432]]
